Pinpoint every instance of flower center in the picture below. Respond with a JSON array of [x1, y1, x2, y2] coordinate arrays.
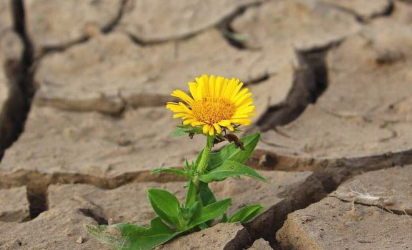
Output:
[[191, 97, 235, 124]]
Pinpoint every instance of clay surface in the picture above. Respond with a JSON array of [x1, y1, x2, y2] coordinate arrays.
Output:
[[0, 106, 204, 178], [248, 239, 273, 250], [0, 1, 12, 32], [0, 186, 30, 222], [154, 223, 243, 250], [119, 0, 264, 43], [277, 166, 412, 250], [34, 30, 293, 114], [332, 166, 412, 215], [257, 18, 412, 160], [0, 31, 23, 116], [319, 0, 392, 20], [232, 0, 361, 50], [0, 200, 106, 250], [0, 30, 24, 158], [2, 1, 412, 250], [25, 0, 124, 49], [47, 170, 311, 226]]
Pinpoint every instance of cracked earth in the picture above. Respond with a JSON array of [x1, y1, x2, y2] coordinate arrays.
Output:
[[1, 0, 412, 249]]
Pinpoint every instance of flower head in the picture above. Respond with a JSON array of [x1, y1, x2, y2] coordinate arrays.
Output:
[[166, 75, 255, 136]]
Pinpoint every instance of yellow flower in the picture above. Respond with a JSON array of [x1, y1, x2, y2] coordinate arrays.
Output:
[[166, 74, 255, 136]]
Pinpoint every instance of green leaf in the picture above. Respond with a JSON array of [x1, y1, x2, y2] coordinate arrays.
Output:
[[199, 160, 267, 183], [208, 133, 260, 170], [188, 198, 232, 228], [183, 159, 190, 172], [87, 217, 179, 250], [172, 125, 203, 137], [151, 168, 187, 179], [228, 205, 263, 223], [147, 189, 181, 229], [185, 181, 196, 207], [198, 182, 216, 206], [172, 128, 187, 137], [195, 148, 204, 167], [180, 201, 200, 222]]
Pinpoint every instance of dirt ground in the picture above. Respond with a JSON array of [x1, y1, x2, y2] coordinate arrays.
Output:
[[1, 0, 412, 249]]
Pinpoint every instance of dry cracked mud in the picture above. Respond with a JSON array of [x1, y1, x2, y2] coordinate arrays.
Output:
[[0, 171, 310, 249], [277, 166, 412, 250], [47, 171, 311, 226], [0, 105, 205, 179], [0, 186, 29, 222], [0, 29, 25, 160], [25, 0, 125, 50], [34, 30, 294, 115], [118, 0, 265, 43], [319, 0, 392, 21], [256, 16, 412, 165], [231, 0, 361, 51], [1, 0, 412, 249]]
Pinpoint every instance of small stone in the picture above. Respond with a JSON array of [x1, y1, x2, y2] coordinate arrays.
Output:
[[75, 237, 83, 244]]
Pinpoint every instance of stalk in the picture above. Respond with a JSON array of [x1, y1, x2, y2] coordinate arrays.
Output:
[[193, 135, 213, 191]]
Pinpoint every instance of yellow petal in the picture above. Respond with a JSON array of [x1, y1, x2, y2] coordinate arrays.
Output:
[[191, 121, 205, 126], [203, 124, 209, 134], [166, 103, 186, 112], [230, 81, 243, 100], [178, 102, 193, 114], [234, 105, 255, 115], [173, 113, 189, 119], [218, 120, 234, 131], [209, 75, 215, 98], [235, 93, 252, 107], [208, 125, 214, 136], [237, 99, 254, 109], [215, 76, 224, 97], [188, 82, 199, 100], [183, 119, 196, 125], [224, 78, 237, 99], [213, 123, 222, 134], [202, 75, 209, 97], [232, 88, 249, 102], [171, 90, 194, 105], [231, 118, 251, 125], [220, 78, 230, 98]]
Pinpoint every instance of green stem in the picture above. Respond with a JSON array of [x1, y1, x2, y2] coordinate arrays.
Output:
[[197, 135, 213, 174], [194, 135, 213, 191]]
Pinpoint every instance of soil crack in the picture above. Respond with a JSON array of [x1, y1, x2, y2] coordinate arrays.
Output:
[[320, 0, 394, 23], [40, 0, 129, 55], [0, 169, 185, 219], [0, 0, 35, 161], [217, 2, 262, 50], [78, 208, 108, 225], [252, 46, 330, 133], [225, 147, 412, 249]]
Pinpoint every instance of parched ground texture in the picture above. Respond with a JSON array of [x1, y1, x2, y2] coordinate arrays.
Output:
[[1, 0, 412, 249]]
